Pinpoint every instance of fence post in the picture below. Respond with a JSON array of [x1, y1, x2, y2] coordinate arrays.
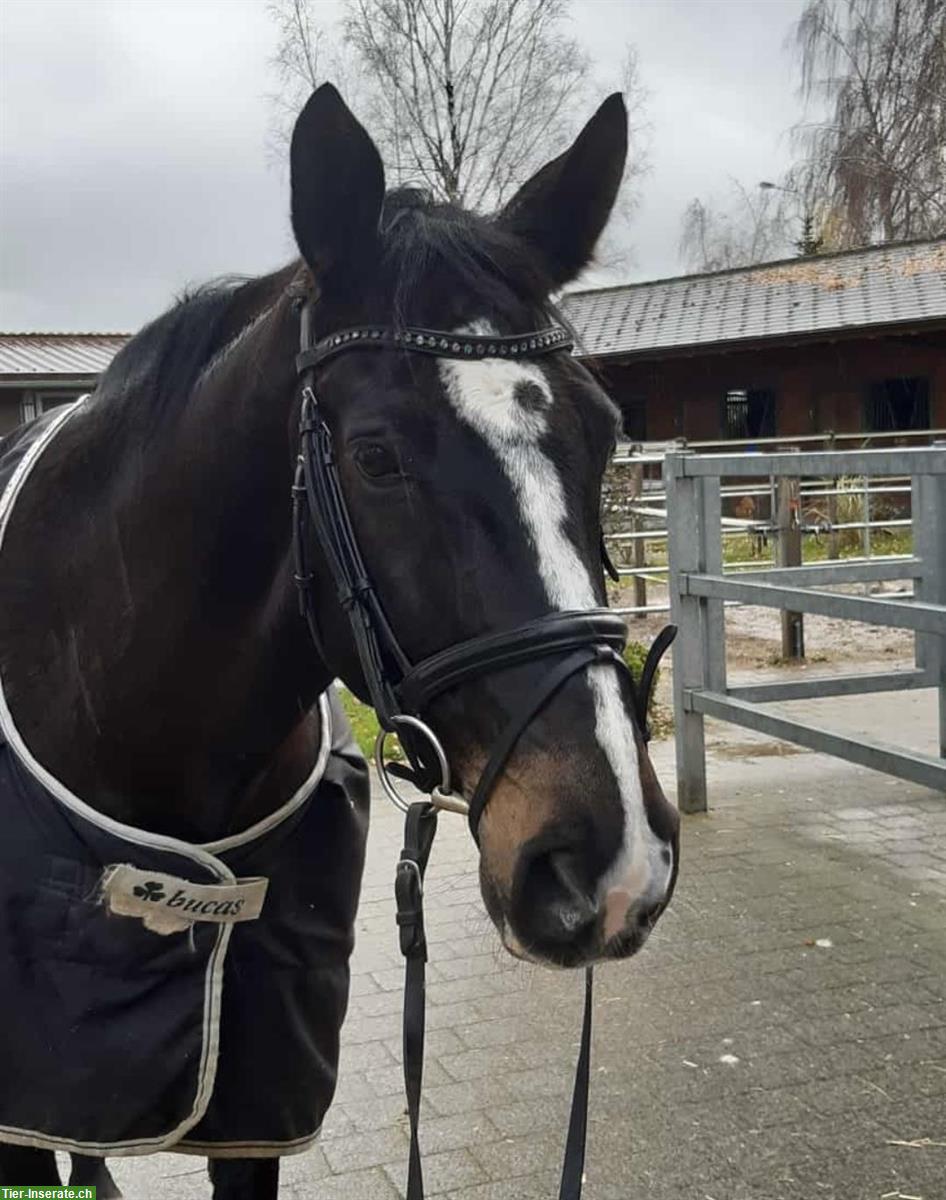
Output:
[[826, 431, 839, 560], [776, 450, 805, 660], [630, 460, 646, 617], [702, 476, 727, 695], [667, 450, 709, 812], [913, 451, 946, 758], [863, 476, 872, 560]]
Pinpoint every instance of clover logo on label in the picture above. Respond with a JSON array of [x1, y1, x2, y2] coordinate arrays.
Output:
[[133, 880, 166, 902]]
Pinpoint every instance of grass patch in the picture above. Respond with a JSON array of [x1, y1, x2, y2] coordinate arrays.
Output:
[[337, 686, 402, 761], [720, 527, 913, 566], [612, 527, 913, 571]]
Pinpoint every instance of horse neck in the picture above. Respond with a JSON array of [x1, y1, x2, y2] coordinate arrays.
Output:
[[1, 280, 333, 841]]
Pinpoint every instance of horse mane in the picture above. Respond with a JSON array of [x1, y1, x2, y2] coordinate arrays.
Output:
[[93, 266, 298, 430], [93, 188, 558, 431]]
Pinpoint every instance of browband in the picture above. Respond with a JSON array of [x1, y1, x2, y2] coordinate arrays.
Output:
[[296, 324, 573, 373]]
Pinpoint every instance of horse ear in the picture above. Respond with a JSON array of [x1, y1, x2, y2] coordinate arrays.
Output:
[[290, 83, 385, 286], [498, 94, 627, 288]]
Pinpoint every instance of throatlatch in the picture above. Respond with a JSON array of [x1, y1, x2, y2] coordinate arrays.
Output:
[[292, 301, 677, 1200]]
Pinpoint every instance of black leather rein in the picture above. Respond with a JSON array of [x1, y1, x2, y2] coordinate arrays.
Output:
[[292, 303, 676, 1200]]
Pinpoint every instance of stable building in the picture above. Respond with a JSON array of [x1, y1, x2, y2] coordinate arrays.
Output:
[[0, 333, 129, 436], [562, 237, 946, 445], [3, 237, 945, 446]]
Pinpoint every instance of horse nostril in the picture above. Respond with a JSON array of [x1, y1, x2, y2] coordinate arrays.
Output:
[[635, 899, 661, 932], [514, 846, 598, 949]]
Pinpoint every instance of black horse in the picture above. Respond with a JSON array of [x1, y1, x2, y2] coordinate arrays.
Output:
[[0, 85, 679, 1199]]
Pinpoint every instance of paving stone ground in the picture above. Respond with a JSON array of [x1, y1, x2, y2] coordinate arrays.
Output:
[[102, 686, 946, 1200]]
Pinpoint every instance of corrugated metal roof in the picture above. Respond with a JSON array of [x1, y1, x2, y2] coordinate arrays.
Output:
[[0, 333, 130, 379], [4, 239, 945, 378], [562, 238, 946, 360]]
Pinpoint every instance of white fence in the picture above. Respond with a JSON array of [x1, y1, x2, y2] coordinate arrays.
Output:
[[602, 441, 932, 621]]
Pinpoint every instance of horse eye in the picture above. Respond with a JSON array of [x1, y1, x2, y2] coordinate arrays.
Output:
[[353, 442, 398, 479]]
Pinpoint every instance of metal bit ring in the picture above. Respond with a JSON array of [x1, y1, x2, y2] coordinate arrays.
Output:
[[374, 715, 469, 815]]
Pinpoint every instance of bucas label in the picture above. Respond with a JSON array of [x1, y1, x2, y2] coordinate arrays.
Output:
[[100, 864, 269, 934]]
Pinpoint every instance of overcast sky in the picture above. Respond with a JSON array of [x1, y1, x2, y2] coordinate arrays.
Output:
[[1, 0, 805, 333]]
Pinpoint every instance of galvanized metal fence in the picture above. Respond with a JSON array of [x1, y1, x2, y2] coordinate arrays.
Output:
[[663, 444, 946, 810]]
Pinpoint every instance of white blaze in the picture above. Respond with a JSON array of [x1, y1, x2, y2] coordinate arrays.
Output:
[[437, 347, 672, 929]]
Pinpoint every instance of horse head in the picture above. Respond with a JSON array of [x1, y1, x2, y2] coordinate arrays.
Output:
[[289, 84, 678, 969]]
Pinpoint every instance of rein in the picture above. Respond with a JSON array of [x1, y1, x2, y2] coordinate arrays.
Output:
[[292, 304, 675, 1200]]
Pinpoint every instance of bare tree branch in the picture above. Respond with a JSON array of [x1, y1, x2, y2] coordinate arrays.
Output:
[[267, 0, 650, 276], [341, 0, 593, 208], [790, 0, 946, 247], [266, 0, 365, 165], [678, 182, 794, 273], [679, 0, 944, 271]]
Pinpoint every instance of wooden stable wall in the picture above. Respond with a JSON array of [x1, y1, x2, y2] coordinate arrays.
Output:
[[597, 329, 946, 443]]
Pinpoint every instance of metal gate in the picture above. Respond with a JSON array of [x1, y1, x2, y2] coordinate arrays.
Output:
[[665, 444, 946, 811]]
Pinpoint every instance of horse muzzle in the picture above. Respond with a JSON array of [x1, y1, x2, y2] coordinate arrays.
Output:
[[486, 808, 679, 969]]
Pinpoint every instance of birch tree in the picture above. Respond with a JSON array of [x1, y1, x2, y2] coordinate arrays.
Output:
[[343, 0, 589, 208], [678, 182, 794, 273], [790, 0, 946, 245], [268, 0, 323, 159]]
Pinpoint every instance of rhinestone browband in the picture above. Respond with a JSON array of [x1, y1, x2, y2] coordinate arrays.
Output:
[[296, 324, 574, 373]]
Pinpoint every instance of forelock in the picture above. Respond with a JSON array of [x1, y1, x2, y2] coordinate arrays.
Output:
[[378, 189, 555, 329]]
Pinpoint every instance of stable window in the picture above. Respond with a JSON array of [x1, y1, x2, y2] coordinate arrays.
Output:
[[865, 377, 930, 432], [19, 390, 81, 424], [621, 395, 647, 442], [723, 388, 775, 440]]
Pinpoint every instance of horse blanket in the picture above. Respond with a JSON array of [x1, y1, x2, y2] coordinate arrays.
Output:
[[0, 407, 371, 1157]]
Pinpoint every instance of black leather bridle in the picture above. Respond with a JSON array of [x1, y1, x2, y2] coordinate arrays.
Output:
[[292, 302, 675, 1200]]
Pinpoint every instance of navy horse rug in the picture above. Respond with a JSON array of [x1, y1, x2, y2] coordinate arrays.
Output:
[[0, 408, 370, 1158]]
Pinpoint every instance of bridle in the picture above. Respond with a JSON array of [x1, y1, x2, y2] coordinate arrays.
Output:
[[292, 301, 675, 1200]]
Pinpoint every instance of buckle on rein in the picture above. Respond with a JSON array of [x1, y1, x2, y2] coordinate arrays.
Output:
[[374, 713, 470, 816]]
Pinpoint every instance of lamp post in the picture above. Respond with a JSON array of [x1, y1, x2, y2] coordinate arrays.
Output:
[[759, 181, 823, 256]]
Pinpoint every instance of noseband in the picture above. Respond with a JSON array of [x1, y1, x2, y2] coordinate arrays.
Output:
[[292, 302, 675, 1200]]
